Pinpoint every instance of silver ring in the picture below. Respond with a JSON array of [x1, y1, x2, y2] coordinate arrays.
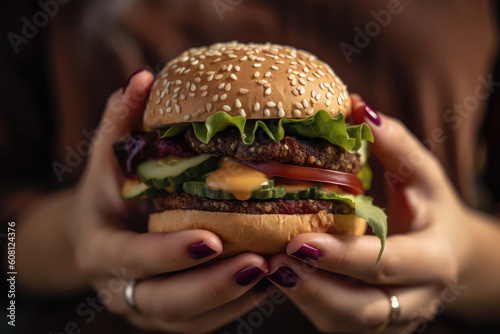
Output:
[[124, 279, 141, 313], [374, 294, 400, 333]]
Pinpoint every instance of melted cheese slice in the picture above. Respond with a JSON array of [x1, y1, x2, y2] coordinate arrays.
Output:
[[206, 158, 271, 200], [275, 178, 317, 193]]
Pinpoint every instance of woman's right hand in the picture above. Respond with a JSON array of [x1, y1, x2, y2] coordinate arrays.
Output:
[[68, 70, 269, 333]]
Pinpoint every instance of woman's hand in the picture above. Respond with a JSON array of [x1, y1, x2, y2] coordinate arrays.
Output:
[[264, 95, 473, 333], [69, 70, 269, 333]]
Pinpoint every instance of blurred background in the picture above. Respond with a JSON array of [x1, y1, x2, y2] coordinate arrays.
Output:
[[1, 0, 499, 333]]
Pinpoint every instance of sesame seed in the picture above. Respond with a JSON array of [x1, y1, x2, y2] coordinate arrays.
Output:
[[288, 74, 295, 80], [235, 66, 241, 71], [212, 95, 218, 102], [239, 88, 249, 94], [318, 70, 325, 76], [257, 57, 266, 61], [160, 108, 164, 115], [303, 99, 309, 107], [327, 92, 332, 98], [303, 67, 309, 73], [186, 82, 191, 90], [296, 102, 303, 109], [271, 65, 279, 70], [307, 109, 314, 115], [207, 71, 215, 75], [265, 87, 271, 95], [308, 77, 315, 82], [191, 60, 199, 65], [290, 61, 298, 65], [253, 63, 262, 68], [287, 69, 293, 73], [166, 107, 172, 113], [172, 98, 178, 104], [227, 64, 233, 71], [299, 78, 307, 85], [254, 102, 260, 111], [184, 69, 191, 74], [181, 56, 189, 62], [183, 115, 190, 120], [326, 100, 331, 106], [225, 83, 231, 91], [220, 94, 227, 100], [278, 102, 283, 109], [228, 54, 237, 58], [175, 80, 181, 85], [291, 78, 297, 86], [189, 93, 196, 98], [267, 102, 276, 108], [160, 91, 166, 98], [278, 108, 285, 117], [240, 56, 248, 61], [236, 99, 242, 108], [207, 75, 214, 81], [292, 89, 299, 96], [299, 73, 306, 78], [166, 100, 171, 107], [191, 85, 196, 91], [265, 72, 272, 78], [316, 94, 321, 100], [293, 109, 301, 117], [313, 73, 321, 78], [212, 58, 221, 63], [201, 91, 208, 97], [276, 60, 285, 64], [156, 90, 160, 96], [200, 85, 208, 90], [174, 87, 181, 93], [338, 96, 342, 105], [311, 90, 316, 98], [264, 109, 271, 116], [215, 74, 223, 80], [180, 94, 186, 100], [206, 103, 212, 112], [223, 105, 231, 112], [254, 72, 260, 78], [264, 83, 271, 88], [299, 87, 305, 95], [218, 83, 226, 89], [240, 109, 246, 117], [222, 65, 227, 71], [199, 64, 205, 70], [320, 83, 326, 90], [175, 105, 180, 113]]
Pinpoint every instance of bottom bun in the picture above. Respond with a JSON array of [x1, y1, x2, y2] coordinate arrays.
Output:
[[148, 210, 367, 257]]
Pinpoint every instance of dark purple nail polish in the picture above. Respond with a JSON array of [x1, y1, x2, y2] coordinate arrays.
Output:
[[188, 241, 217, 259], [364, 103, 381, 126], [267, 266, 298, 288], [235, 265, 266, 286], [123, 68, 145, 94], [292, 244, 322, 262]]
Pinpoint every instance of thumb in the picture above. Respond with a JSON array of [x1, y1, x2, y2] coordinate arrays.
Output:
[[350, 94, 443, 191]]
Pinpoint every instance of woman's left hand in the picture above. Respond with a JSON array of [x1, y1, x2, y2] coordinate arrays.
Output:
[[265, 95, 472, 333]]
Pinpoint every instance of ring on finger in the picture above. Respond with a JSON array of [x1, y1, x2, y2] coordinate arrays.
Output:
[[374, 293, 400, 333], [124, 278, 142, 314]]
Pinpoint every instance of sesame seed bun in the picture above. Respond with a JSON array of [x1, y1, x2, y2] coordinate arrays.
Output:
[[144, 41, 351, 128], [148, 210, 366, 258]]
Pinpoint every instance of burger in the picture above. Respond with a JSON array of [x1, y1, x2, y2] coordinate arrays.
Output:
[[113, 42, 387, 258]]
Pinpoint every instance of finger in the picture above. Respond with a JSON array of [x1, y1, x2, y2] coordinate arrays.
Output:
[[350, 94, 446, 191], [84, 228, 224, 278], [134, 253, 268, 321], [265, 254, 439, 333], [285, 232, 456, 285]]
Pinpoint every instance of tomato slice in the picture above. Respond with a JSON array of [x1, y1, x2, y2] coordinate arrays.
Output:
[[239, 161, 364, 195]]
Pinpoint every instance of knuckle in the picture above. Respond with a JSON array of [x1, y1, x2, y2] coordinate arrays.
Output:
[[367, 252, 400, 284]]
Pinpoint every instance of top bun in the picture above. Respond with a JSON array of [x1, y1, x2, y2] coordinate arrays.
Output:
[[144, 41, 350, 129]]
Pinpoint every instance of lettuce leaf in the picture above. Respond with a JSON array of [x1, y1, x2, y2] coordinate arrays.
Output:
[[158, 110, 373, 152], [318, 192, 387, 262]]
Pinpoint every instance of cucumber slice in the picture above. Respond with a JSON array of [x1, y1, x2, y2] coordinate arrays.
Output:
[[284, 184, 321, 200], [138, 154, 219, 188], [121, 179, 155, 199], [182, 181, 286, 200]]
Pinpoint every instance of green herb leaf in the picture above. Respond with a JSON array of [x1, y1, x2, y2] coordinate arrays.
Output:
[[318, 192, 387, 262], [158, 110, 373, 152]]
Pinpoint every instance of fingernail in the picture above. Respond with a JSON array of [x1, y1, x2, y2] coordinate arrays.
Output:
[[188, 241, 217, 259], [364, 103, 381, 126], [123, 68, 145, 94], [291, 244, 322, 262], [235, 265, 266, 286], [267, 266, 298, 288]]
